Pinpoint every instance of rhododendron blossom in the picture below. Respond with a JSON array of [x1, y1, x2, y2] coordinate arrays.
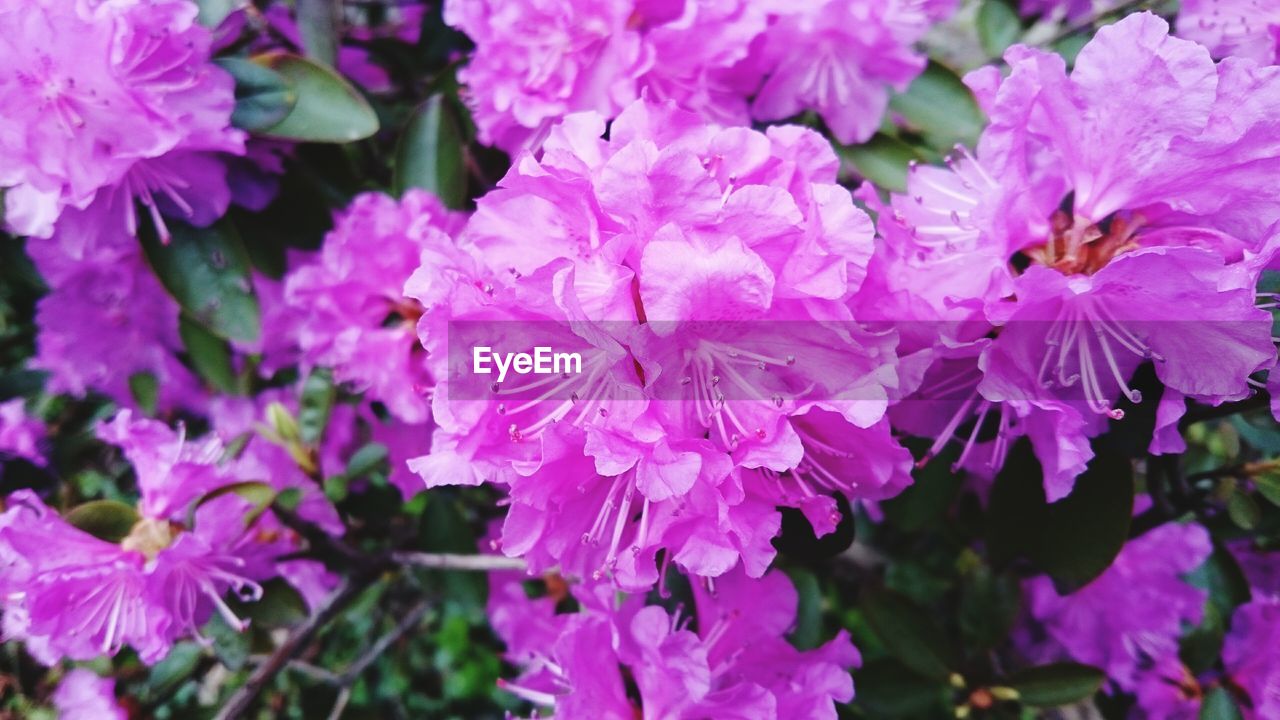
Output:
[[864, 13, 1280, 498], [0, 412, 320, 663], [409, 98, 905, 588], [0, 0, 243, 245], [446, 0, 953, 152], [489, 564, 858, 718]]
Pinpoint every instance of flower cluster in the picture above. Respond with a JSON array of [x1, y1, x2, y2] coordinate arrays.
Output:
[[860, 12, 1280, 500], [488, 564, 858, 718], [0, 0, 243, 249], [0, 411, 334, 664], [446, 0, 954, 152], [410, 97, 908, 589]]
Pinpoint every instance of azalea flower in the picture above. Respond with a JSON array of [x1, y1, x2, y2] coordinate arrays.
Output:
[[410, 98, 905, 587], [865, 13, 1280, 498], [0, 0, 244, 245], [489, 565, 858, 719]]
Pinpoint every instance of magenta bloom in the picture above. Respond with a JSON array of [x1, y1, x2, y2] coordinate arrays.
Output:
[[0, 0, 243, 243], [444, 0, 649, 152], [1222, 598, 1280, 720], [447, 0, 951, 152], [411, 98, 904, 587], [867, 13, 1280, 498], [1179, 0, 1280, 63], [1023, 522, 1211, 691], [285, 190, 465, 424], [52, 669, 126, 720], [490, 565, 858, 718], [0, 412, 335, 664], [28, 240, 202, 413], [0, 399, 44, 466], [750, 0, 949, 144]]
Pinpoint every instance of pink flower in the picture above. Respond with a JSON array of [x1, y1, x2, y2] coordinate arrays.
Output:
[[444, 0, 649, 152], [1221, 598, 1280, 720], [1179, 0, 1280, 64], [447, 0, 952, 152], [0, 399, 44, 466], [0, 0, 244, 242], [750, 0, 945, 144], [1023, 522, 1211, 691], [284, 190, 465, 424], [867, 14, 1280, 498], [412, 98, 905, 587], [28, 240, 203, 413], [52, 669, 126, 720], [490, 565, 858, 718], [0, 411, 332, 664]]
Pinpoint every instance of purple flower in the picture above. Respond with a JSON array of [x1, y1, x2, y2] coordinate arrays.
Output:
[[285, 190, 465, 424], [1023, 522, 1211, 691], [411, 98, 904, 587], [490, 565, 858, 718], [1179, 0, 1280, 63], [0, 399, 44, 466], [52, 668, 126, 720], [868, 13, 1280, 498], [1222, 598, 1280, 720], [0, 411, 333, 664], [447, 0, 952, 152], [0, 0, 244, 242], [28, 240, 202, 413], [749, 0, 948, 144], [444, 0, 649, 152]]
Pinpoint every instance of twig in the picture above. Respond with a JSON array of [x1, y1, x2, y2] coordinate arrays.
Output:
[[391, 551, 528, 572], [326, 687, 351, 720], [213, 563, 388, 720], [337, 599, 430, 685]]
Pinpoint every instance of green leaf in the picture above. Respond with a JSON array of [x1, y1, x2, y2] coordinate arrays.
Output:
[[186, 481, 276, 529], [140, 218, 261, 343], [1227, 489, 1261, 529], [394, 95, 468, 209], [958, 566, 1021, 650], [1256, 472, 1280, 507], [298, 368, 335, 444], [1035, 450, 1134, 593], [1008, 663, 1105, 708], [987, 440, 1134, 593], [237, 578, 308, 629], [251, 52, 378, 143], [838, 134, 921, 193], [854, 659, 951, 718], [1200, 687, 1245, 720], [65, 500, 140, 543], [882, 441, 964, 532], [179, 314, 238, 394], [977, 0, 1022, 58], [143, 642, 204, 701], [860, 589, 958, 679], [215, 57, 297, 132], [888, 61, 985, 151], [345, 442, 390, 479], [195, 0, 239, 27], [786, 568, 824, 651], [295, 0, 339, 67], [128, 371, 159, 416]]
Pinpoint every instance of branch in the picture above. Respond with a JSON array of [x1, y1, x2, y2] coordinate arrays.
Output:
[[212, 562, 388, 720], [392, 551, 527, 572], [336, 599, 430, 685]]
